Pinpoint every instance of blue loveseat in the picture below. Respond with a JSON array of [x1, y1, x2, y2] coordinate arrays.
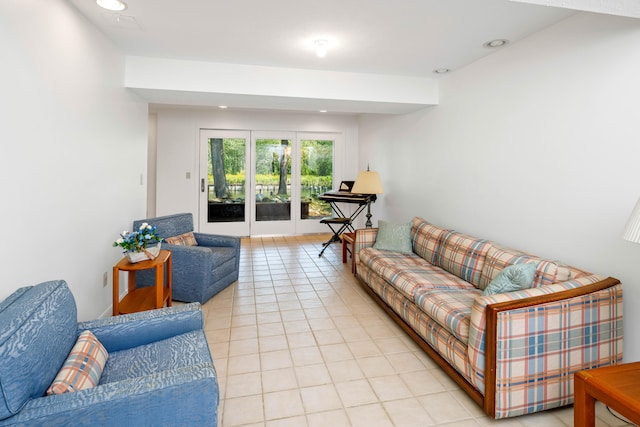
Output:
[[0, 280, 219, 426]]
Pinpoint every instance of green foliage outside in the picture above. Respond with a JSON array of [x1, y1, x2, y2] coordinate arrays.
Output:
[[208, 138, 333, 217]]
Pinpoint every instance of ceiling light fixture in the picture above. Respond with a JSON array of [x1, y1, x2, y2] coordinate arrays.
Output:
[[433, 68, 451, 74], [483, 39, 509, 48], [314, 39, 329, 58], [319, 110, 328, 113], [96, 0, 127, 11], [218, 105, 228, 109]]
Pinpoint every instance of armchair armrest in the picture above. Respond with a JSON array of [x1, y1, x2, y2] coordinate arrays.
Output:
[[78, 303, 203, 352], [0, 364, 218, 427], [194, 233, 240, 248], [467, 275, 623, 418]]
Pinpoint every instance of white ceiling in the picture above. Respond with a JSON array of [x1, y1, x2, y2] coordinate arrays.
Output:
[[66, 0, 622, 113]]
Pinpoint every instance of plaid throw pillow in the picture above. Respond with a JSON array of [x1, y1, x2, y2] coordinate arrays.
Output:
[[165, 231, 198, 246], [46, 330, 108, 395]]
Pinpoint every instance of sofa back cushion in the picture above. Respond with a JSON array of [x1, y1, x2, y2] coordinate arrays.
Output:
[[434, 231, 492, 288], [0, 280, 77, 420], [479, 245, 571, 290], [411, 217, 448, 264]]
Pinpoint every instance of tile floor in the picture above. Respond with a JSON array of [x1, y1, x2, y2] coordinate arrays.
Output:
[[201, 234, 632, 427]]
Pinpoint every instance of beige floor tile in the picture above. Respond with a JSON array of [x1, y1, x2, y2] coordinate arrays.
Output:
[[287, 332, 317, 349], [227, 353, 261, 375], [300, 384, 342, 413], [346, 403, 394, 427], [265, 415, 307, 427], [383, 397, 436, 427], [291, 346, 324, 366], [223, 394, 264, 426], [228, 338, 259, 357], [419, 392, 474, 424], [335, 379, 378, 407], [262, 367, 298, 393], [259, 335, 289, 352], [313, 328, 344, 345], [263, 389, 305, 420], [295, 364, 332, 388], [399, 370, 446, 396], [356, 355, 396, 378], [225, 372, 262, 398], [261, 349, 293, 371], [326, 359, 364, 382], [369, 374, 413, 401], [319, 343, 353, 363], [306, 409, 351, 427]]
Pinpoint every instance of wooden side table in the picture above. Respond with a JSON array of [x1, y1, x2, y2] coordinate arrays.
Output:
[[342, 232, 356, 274], [574, 362, 640, 427], [112, 249, 172, 315]]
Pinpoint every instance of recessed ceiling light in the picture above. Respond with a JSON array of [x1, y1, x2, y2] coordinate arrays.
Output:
[[483, 39, 509, 49], [433, 68, 451, 74], [96, 0, 127, 11], [314, 39, 329, 58], [218, 105, 228, 109], [319, 110, 328, 113]]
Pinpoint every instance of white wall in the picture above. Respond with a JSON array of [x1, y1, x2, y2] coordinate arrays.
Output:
[[155, 108, 360, 230], [0, 1, 148, 320], [359, 12, 640, 361]]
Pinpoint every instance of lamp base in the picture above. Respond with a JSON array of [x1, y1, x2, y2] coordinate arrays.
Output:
[[365, 200, 373, 228]]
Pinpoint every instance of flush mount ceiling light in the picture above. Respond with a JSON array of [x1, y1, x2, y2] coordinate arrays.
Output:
[[314, 39, 329, 58], [433, 68, 451, 74], [96, 0, 127, 11], [483, 39, 509, 48]]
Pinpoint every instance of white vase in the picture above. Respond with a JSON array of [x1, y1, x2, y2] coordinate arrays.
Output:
[[125, 243, 161, 263]]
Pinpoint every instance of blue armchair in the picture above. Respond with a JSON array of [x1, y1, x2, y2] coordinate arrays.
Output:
[[0, 280, 219, 426], [133, 213, 241, 304]]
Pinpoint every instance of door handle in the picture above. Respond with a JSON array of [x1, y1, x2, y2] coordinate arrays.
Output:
[[201, 178, 205, 192]]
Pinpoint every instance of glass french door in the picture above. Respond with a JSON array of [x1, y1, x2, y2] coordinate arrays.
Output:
[[199, 130, 251, 236], [199, 129, 338, 236]]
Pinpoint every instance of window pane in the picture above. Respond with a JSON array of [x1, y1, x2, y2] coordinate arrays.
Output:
[[255, 139, 291, 221], [300, 139, 333, 219], [207, 138, 246, 222]]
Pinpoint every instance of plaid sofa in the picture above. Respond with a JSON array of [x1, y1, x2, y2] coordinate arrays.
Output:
[[354, 217, 623, 419]]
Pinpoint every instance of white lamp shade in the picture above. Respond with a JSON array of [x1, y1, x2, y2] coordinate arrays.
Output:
[[623, 197, 640, 244], [351, 170, 384, 195]]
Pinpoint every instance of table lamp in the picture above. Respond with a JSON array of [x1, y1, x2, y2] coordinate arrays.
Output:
[[623, 197, 640, 244], [351, 166, 384, 228]]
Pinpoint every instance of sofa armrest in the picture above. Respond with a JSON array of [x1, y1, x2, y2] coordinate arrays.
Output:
[[353, 228, 378, 270], [0, 364, 218, 427], [77, 303, 203, 353], [467, 275, 623, 418]]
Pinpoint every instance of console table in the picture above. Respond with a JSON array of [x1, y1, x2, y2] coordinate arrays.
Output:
[[574, 362, 640, 427], [112, 249, 172, 315]]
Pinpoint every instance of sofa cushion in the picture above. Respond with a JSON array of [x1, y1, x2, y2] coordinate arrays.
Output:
[[434, 231, 492, 288], [360, 248, 475, 302], [414, 289, 480, 344], [411, 217, 449, 264], [479, 245, 571, 290], [99, 330, 212, 385], [482, 263, 536, 296], [373, 220, 413, 254], [47, 330, 109, 395], [0, 280, 77, 420]]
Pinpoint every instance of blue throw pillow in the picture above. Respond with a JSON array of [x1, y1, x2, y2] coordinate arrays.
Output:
[[373, 220, 413, 254], [482, 263, 536, 296]]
